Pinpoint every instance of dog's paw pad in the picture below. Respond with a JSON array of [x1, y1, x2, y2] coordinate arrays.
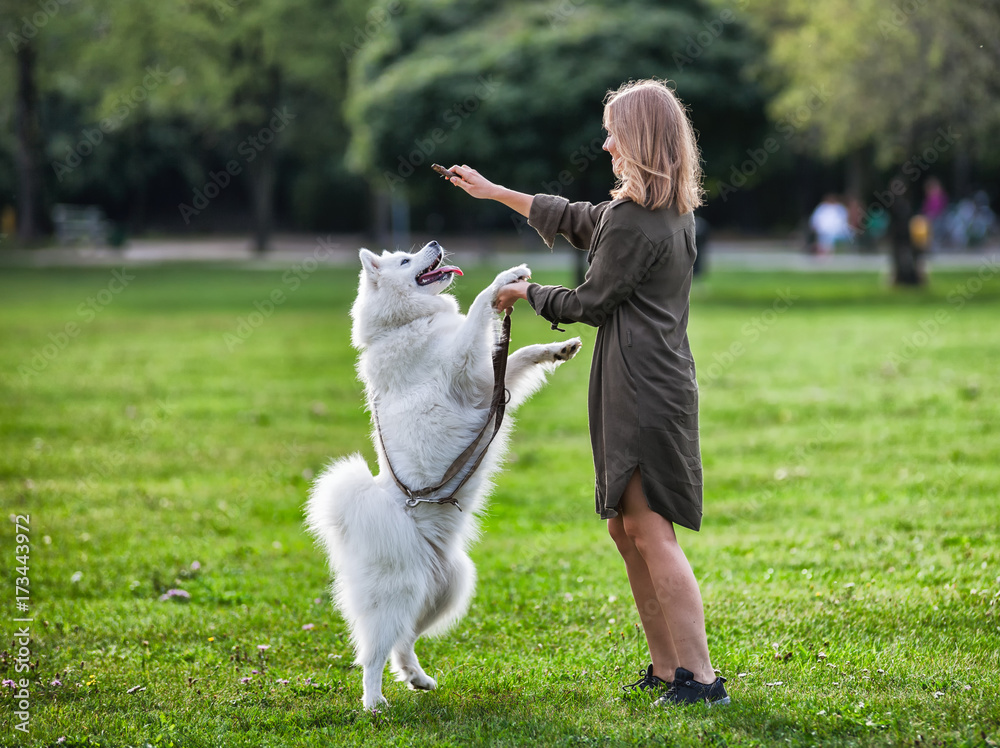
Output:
[[552, 338, 582, 361], [493, 264, 531, 288]]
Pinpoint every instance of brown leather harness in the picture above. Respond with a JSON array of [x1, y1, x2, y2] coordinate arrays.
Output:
[[372, 310, 512, 512]]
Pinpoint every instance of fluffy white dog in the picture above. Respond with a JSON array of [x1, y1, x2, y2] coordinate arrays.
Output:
[[306, 240, 580, 711]]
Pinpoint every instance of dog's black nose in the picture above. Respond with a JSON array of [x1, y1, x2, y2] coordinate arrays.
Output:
[[428, 241, 440, 249]]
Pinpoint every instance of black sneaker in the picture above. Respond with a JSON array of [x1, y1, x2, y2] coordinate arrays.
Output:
[[622, 664, 670, 698], [654, 667, 730, 707]]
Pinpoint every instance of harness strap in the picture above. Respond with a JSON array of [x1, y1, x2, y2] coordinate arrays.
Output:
[[373, 310, 512, 512]]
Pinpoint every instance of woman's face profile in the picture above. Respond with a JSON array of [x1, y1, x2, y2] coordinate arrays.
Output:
[[603, 131, 621, 175]]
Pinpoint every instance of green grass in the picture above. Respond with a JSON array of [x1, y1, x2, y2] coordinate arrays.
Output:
[[1, 261, 999, 747]]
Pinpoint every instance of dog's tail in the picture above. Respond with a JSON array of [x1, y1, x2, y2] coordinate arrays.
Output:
[[304, 453, 379, 566]]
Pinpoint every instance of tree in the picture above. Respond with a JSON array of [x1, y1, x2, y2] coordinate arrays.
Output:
[[344, 0, 770, 243], [737, 0, 1000, 284], [1, 2, 57, 242], [44, 0, 368, 250]]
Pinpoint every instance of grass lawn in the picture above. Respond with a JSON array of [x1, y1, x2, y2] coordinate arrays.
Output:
[[1, 260, 998, 747]]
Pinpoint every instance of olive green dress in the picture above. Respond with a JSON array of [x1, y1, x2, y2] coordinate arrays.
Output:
[[525, 194, 703, 531]]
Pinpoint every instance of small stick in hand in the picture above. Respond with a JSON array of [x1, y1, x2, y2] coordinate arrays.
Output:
[[431, 163, 458, 180]]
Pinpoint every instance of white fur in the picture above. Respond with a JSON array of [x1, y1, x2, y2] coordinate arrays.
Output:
[[305, 241, 581, 711]]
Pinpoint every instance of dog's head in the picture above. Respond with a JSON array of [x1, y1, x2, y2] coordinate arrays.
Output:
[[351, 241, 463, 348], [358, 241, 463, 296]]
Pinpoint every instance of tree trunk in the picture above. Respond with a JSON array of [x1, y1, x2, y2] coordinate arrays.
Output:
[[845, 149, 866, 201], [248, 64, 281, 253], [126, 117, 147, 239], [14, 41, 41, 242], [952, 140, 971, 200], [248, 145, 275, 253]]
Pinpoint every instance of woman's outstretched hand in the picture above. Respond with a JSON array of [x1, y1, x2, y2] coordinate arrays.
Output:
[[446, 165, 534, 217], [446, 165, 500, 200]]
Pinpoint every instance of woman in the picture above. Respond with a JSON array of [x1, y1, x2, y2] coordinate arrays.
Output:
[[446, 79, 728, 707]]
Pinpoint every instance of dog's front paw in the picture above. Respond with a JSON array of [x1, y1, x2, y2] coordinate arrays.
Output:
[[536, 337, 582, 364], [363, 692, 389, 712], [493, 264, 531, 290]]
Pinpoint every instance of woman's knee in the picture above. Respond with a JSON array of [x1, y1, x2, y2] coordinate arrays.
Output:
[[607, 516, 635, 552], [621, 513, 650, 549], [607, 515, 625, 542]]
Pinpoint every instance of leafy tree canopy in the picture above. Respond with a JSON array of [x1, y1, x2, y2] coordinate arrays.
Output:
[[738, 0, 1000, 167], [345, 0, 770, 206]]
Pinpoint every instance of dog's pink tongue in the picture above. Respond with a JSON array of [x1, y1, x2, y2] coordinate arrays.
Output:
[[440, 265, 463, 276]]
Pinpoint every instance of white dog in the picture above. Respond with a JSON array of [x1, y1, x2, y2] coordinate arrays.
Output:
[[306, 241, 581, 711]]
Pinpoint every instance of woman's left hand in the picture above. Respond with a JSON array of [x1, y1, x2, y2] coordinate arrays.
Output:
[[494, 281, 530, 313]]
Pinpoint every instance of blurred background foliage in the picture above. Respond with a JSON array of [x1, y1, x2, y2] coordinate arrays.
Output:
[[0, 0, 997, 247]]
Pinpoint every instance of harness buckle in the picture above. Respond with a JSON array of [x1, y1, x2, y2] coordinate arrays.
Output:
[[404, 496, 463, 512]]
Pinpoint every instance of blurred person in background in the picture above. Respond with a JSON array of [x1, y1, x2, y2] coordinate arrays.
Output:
[[921, 177, 949, 251], [944, 191, 997, 249], [809, 194, 851, 256]]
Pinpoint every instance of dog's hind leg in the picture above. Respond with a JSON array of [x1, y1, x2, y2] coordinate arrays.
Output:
[[356, 613, 415, 711], [390, 633, 437, 692], [351, 581, 427, 711], [356, 621, 398, 711], [390, 552, 476, 693]]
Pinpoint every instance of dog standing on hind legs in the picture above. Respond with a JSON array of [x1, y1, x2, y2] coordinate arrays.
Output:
[[305, 240, 581, 711]]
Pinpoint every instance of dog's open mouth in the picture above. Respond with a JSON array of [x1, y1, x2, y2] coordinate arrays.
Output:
[[416, 253, 463, 286]]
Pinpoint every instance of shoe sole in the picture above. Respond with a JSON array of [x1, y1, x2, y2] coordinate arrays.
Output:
[[653, 695, 731, 708]]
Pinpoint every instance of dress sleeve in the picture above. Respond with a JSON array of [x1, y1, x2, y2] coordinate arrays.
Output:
[[528, 194, 609, 250], [527, 222, 664, 328]]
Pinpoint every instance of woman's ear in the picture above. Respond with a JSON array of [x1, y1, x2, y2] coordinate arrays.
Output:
[[359, 248, 381, 281]]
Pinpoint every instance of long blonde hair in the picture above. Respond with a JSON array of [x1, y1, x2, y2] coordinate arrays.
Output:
[[603, 79, 704, 214]]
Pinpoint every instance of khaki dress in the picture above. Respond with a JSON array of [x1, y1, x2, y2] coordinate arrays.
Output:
[[525, 194, 703, 531]]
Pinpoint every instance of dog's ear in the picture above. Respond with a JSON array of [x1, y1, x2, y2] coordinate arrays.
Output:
[[359, 249, 381, 281]]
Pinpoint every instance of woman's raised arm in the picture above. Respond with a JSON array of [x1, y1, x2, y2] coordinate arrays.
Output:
[[447, 164, 533, 217]]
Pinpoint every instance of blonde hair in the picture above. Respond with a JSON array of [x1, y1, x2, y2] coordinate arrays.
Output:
[[603, 79, 704, 213]]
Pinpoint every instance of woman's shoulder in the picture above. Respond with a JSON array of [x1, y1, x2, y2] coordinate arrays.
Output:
[[603, 199, 694, 242]]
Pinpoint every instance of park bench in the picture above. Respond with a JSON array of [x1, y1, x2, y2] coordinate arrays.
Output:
[[51, 204, 110, 245]]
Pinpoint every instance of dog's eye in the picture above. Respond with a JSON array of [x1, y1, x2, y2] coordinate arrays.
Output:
[[400, 259, 410, 266]]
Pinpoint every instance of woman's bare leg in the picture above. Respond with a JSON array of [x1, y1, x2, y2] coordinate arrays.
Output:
[[608, 514, 680, 680], [616, 468, 714, 683]]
